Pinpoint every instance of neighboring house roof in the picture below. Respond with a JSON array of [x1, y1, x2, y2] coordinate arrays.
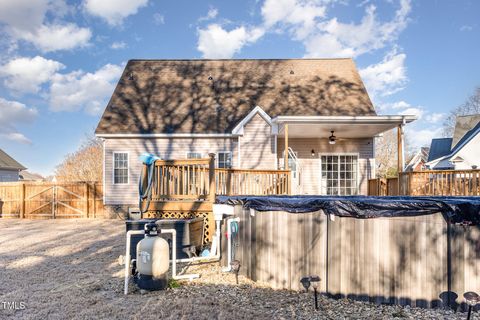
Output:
[[451, 114, 480, 147], [19, 170, 44, 181], [95, 59, 376, 135], [405, 147, 429, 171], [450, 120, 480, 156], [427, 138, 452, 162], [426, 120, 480, 168], [0, 148, 26, 170]]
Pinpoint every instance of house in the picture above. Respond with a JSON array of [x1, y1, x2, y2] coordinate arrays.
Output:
[[95, 59, 415, 214], [426, 115, 480, 170], [19, 171, 44, 181], [404, 147, 430, 172], [0, 148, 26, 182]]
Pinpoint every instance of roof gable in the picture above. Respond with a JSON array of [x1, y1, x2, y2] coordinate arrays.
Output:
[[0, 149, 26, 170], [95, 59, 375, 135]]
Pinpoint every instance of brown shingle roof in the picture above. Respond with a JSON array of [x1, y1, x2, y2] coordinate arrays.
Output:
[[95, 59, 375, 134], [0, 148, 26, 170]]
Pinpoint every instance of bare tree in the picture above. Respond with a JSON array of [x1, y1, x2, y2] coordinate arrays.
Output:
[[375, 129, 398, 178], [443, 86, 480, 136], [55, 135, 103, 182], [375, 128, 415, 178]]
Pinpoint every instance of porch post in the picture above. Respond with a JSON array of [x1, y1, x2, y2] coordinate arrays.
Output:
[[284, 124, 289, 170], [397, 124, 404, 173]]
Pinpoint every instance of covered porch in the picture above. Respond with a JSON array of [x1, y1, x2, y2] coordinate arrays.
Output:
[[273, 115, 416, 195]]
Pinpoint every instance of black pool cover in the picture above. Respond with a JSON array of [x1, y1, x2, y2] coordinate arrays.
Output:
[[216, 195, 480, 225]]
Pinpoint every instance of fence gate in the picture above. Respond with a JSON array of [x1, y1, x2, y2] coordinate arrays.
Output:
[[25, 184, 87, 218]]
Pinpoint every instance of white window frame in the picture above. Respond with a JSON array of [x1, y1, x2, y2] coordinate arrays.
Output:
[[217, 151, 232, 168], [319, 153, 359, 195], [112, 151, 129, 185], [186, 152, 203, 159]]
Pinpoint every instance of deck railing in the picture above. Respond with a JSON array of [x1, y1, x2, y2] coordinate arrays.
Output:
[[368, 169, 480, 196], [215, 168, 291, 196], [146, 154, 292, 202]]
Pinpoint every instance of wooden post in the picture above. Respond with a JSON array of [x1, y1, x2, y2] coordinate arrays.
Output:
[[397, 124, 404, 173], [20, 182, 25, 219], [93, 182, 97, 218], [208, 153, 216, 202], [84, 182, 89, 218], [284, 124, 289, 170]]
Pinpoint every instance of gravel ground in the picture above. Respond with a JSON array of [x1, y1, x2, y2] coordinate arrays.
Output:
[[0, 219, 475, 319]]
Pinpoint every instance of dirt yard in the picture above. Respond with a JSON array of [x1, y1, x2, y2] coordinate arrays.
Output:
[[0, 219, 474, 319]]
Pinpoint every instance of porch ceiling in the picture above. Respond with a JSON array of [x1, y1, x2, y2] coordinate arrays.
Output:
[[273, 115, 416, 138]]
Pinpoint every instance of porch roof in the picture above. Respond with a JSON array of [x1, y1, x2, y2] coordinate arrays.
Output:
[[272, 115, 416, 138]]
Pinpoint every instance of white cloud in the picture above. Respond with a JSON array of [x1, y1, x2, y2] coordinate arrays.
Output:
[[261, 0, 326, 39], [197, 24, 264, 58], [199, 7, 218, 22], [425, 112, 446, 124], [398, 107, 423, 119], [15, 24, 92, 52], [460, 25, 473, 32], [1, 56, 65, 93], [153, 12, 165, 25], [304, 0, 411, 57], [84, 0, 149, 26], [49, 63, 123, 115], [0, 97, 38, 144], [360, 50, 407, 98], [0, 1, 92, 52], [405, 126, 443, 148], [111, 41, 127, 50]]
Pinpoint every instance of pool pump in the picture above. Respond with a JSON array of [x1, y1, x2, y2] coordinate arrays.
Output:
[[134, 223, 170, 291]]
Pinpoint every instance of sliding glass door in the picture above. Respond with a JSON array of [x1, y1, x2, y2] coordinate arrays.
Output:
[[320, 155, 358, 195]]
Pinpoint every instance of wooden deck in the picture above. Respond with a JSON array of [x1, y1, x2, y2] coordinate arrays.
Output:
[[368, 169, 480, 196], [142, 154, 291, 242]]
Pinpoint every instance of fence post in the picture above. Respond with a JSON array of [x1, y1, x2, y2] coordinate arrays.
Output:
[[208, 153, 216, 202], [84, 182, 89, 218], [20, 182, 26, 219], [93, 182, 97, 218]]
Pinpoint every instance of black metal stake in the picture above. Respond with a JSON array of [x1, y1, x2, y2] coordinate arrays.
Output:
[[314, 287, 318, 310], [467, 305, 472, 320]]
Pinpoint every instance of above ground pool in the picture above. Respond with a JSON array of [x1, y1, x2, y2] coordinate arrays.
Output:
[[216, 195, 480, 310]]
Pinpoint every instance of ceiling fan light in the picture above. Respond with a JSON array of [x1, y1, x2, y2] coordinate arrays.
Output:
[[329, 131, 336, 144]]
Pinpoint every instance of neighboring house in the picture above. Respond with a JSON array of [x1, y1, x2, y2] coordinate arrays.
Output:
[[95, 59, 415, 213], [0, 149, 26, 182], [405, 147, 430, 172], [426, 115, 480, 170], [19, 171, 44, 181]]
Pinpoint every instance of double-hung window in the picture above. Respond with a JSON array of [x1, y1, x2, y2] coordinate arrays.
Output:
[[217, 152, 232, 168], [113, 152, 129, 184], [320, 155, 358, 195]]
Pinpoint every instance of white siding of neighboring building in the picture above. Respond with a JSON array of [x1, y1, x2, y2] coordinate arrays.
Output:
[[0, 169, 19, 182], [452, 133, 480, 170]]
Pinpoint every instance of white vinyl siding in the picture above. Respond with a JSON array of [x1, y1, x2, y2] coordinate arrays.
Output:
[[113, 152, 129, 184]]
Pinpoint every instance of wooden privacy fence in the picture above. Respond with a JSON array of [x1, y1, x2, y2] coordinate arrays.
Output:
[[368, 169, 480, 196], [0, 182, 104, 219], [230, 206, 480, 309]]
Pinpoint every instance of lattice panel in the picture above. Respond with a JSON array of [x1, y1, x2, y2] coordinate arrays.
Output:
[[144, 210, 214, 245]]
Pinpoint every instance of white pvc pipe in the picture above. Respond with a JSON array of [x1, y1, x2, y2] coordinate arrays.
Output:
[[160, 228, 199, 280], [223, 217, 240, 272], [124, 230, 145, 295]]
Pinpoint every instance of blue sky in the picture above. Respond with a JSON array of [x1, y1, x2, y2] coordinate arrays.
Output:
[[0, 0, 479, 175]]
